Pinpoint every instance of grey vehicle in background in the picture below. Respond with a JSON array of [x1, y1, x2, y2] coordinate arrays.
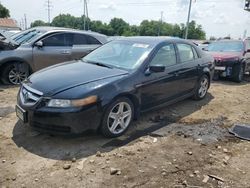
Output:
[[0, 27, 107, 85]]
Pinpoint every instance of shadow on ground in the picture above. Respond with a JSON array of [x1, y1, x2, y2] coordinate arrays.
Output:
[[213, 75, 250, 86], [12, 93, 214, 161]]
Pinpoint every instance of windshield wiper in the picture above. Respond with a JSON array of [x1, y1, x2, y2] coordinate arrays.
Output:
[[82, 59, 113, 69]]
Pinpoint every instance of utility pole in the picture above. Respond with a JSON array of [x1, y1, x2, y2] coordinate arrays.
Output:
[[83, 0, 89, 30], [158, 11, 163, 36], [86, 0, 89, 30], [45, 0, 52, 24], [185, 0, 192, 39], [24, 14, 27, 30], [83, 0, 86, 30]]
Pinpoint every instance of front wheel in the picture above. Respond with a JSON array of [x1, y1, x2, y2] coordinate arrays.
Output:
[[193, 75, 209, 100], [233, 64, 244, 83], [101, 97, 134, 138], [1, 63, 29, 85]]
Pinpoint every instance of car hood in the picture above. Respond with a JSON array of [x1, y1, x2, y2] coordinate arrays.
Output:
[[0, 32, 19, 50], [209, 51, 243, 61], [25, 60, 129, 96]]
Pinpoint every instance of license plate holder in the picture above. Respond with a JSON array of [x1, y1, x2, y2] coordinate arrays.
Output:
[[215, 66, 226, 71], [16, 105, 28, 123]]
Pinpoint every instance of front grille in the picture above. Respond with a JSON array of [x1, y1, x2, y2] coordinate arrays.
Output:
[[214, 60, 222, 66], [20, 84, 43, 106], [31, 121, 71, 133]]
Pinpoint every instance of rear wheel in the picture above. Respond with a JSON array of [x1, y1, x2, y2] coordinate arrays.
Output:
[[193, 74, 209, 100], [101, 97, 134, 138], [233, 64, 244, 83], [1, 63, 29, 85]]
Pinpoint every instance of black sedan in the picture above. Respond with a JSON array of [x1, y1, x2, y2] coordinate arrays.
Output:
[[16, 37, 214, 137]]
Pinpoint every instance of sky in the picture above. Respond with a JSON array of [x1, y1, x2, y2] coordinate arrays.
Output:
[[1, 0, 250, 39]]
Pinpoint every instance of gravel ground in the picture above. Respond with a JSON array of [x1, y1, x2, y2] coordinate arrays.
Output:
[[0, 78, 250, 188]]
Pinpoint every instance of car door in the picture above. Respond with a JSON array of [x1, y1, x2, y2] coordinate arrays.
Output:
[[139, 43, 183, 111], [176, 43, 200, 93], [71, 33, 102, 60], [32, 33, 73, 71]]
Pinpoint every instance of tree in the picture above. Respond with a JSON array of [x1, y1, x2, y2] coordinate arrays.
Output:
[[30, 20, 48, 27], [109, 18, 130, 36], [183, 21, 206, 40], [29, 14, 206, 39], [139, 20, 159, 36], [0, 3, 10, 18]]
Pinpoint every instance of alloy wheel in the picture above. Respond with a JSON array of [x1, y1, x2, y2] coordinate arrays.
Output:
[[8, 67, 28, 85], [198, 77, 209, 98], [107, 101, 132, 135]]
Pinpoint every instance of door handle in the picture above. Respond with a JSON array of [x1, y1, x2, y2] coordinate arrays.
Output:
[[174, 72, 179, 77], [61, 50, 70, 55]]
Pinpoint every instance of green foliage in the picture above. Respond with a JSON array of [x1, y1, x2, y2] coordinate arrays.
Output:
[[0, 3, 10, 18], [109, 18, 129, 36], [184, 21, 206, 40], [30, 20, 49, 28], [30, 14, 206, 39]]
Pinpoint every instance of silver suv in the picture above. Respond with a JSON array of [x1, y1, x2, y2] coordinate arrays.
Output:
[[0, 27, 107, 85]]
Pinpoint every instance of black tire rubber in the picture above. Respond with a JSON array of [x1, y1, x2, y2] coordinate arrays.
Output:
[[233, 64, 244, 83], [1, 62, 29, 85], [192, 74, 209, 101], [101, 97, 134, 138]]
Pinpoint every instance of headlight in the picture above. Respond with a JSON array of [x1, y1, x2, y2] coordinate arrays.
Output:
[[47, 96, 97, 108]]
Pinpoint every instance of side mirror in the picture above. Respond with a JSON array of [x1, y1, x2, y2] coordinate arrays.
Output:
[[149, 65, 165, 73], [246, 49, 250, 53], [34, 41, 43, 48]]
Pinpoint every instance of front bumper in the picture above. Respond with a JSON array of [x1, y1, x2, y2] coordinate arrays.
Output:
[[18, 104, 102, 134], [17, 88, 103, 134], [214, 60, 238, 78]]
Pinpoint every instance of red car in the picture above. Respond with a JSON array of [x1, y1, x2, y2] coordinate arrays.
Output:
[[206, 40, 250, 82]]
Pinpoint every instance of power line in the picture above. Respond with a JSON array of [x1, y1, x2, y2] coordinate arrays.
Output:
[[45, 0, 52, 23]]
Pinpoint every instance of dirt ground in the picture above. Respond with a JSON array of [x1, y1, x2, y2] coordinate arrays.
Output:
[[0, 78, 250, 188]]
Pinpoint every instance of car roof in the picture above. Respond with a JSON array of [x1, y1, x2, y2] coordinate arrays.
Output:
[[212, 40, 243, 43], [35, 26, 101, 34], [116, 36, 193, 46], [27, 26, 107, 43]]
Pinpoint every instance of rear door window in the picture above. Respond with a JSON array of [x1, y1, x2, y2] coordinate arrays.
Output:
[[73, 34, 101, 45], [192, 47, 199, 59], [73, 34, 87, 45], [87, 36, 101, 44], [177, 43, 195, 63], [42, 33, 73, 47]]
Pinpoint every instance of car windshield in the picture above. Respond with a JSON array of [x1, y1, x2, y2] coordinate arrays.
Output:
[[207, 41, 244, 52], [11, 29, 44, 44], [83, 40, 153, 70]]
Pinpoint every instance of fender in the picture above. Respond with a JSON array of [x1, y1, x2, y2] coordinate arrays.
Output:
[[0, 57, 34, 73]]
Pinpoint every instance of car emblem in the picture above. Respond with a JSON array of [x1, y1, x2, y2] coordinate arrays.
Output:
[[22, 88, 30, 102]]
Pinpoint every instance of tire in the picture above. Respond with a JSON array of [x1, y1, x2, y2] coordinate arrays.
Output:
[[192, 74, 209, 100], [1, 63, 29, 85], [233, 64, 244, 83], [101, 97, 134, 138]]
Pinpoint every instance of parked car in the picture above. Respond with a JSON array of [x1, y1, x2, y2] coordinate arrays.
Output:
[[0, 27, 107, 85], [16, 37, 214, 137], [206, 40, 250, 82]]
